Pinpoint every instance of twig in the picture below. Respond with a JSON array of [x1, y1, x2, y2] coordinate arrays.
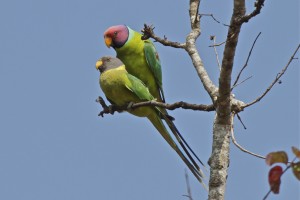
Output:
[[243, 44, 300, 108], [141, 24, 186, 49], [231, 76, 253, 90], [210, 36, 221, 71], [208, 41, 226, 47], [262, 162, 294, 200], [183, 170, 194, 200], [231, 114, 266, 159], [200, 13, 229, 27], [241, 0, 266, 23], [96, 96, 215, 117], [236, 113, 247, 129], [208, 33, 236, 47], [262, 190, 272, 200], [232, 32, 261, 88]]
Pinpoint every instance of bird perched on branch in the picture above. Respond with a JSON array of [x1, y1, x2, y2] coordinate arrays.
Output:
[[96, 56, 206, 187], [104, 25, 164, 103]]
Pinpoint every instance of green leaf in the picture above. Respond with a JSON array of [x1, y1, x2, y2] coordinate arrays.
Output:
[[266, 151, 288, 166]]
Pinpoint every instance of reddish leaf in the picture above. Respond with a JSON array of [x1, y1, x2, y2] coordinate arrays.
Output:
[[266, 151, 288, 166], [268, 166, 283, 194], [292, 146, 300, 159], [291, 162, 300, 181]]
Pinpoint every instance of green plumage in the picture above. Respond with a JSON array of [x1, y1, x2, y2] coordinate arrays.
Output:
[[96, 57, 205, 187], [115, 27, 165, 102]]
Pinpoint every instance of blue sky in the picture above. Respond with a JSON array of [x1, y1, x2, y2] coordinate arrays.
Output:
[[0, 0, 299, 199]]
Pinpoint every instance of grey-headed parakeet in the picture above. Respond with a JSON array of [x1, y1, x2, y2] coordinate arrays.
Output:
[[96, 56, 205, 186]]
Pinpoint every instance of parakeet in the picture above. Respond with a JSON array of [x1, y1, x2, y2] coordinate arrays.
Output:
[[96, 56, 205, 187], [103, 24, 204, 170], [103, 25, 164, 103]]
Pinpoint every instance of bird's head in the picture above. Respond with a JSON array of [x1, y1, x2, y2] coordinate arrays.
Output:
[[103, 25, 129, 48], [95, 56, 124, 73]]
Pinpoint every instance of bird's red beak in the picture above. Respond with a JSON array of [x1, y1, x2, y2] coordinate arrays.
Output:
[[104, 36, 112, 48]]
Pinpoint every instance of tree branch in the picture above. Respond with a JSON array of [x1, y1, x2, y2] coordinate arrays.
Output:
[[231, 114, 266, 159], [210, 36, 221, 71], [231, 76, 253, 90], [240, 0, 266, 23], [209, 1, 246, 199], [232, 32, 261, 89], [185, 0, 219, 102], [216, 0, 245, 124], [243, 44, 300, 108], [96, 97, 215, 117], [141, 24, 186, 49], [200, 14, 229, 27], [183, 170, 194, 200]]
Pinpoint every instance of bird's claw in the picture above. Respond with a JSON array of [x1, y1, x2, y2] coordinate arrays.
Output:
[[97, 105, 115, 117]]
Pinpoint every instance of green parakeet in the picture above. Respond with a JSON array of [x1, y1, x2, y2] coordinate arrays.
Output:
[[103, 25, 164, 103], [96, 56, 205, 186], [103, 25, 205, 171]]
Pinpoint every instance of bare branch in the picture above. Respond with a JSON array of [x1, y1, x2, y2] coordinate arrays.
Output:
[[183, 170, 194, 200], [185, 0, 219, 102], [189, 0, 201, 31], [141, 24, 186, 49], [208, 33, 236, 48], [200, 13, 229, 27], [240, 0, 266, 23], [210, 36, 221, 71], [232, 32, 261, 88], [217, 0, 245, 124], [208, 41, 226, 47], [132, 100, 215, 111], [231, 114, 266, 159], [236, 113, 247, 129], [231, 76, 253, 90], [243, 44, 300, 108], [96, 96, 215, 117]]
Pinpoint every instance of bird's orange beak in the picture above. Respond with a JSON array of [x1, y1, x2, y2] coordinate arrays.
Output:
[[104, 36, 112, 48]]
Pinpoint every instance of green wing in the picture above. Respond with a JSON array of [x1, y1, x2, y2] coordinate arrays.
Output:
[[125, 73, 165, 118], [144, 41, 165, 102], [125, 74, 154, 101]]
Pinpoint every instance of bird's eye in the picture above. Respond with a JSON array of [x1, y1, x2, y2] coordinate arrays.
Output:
[[114, 31, 118, 36]]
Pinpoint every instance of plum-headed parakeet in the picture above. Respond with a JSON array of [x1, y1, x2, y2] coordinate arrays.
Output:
[[96, 56, 205, 186], [103, 25, 164, 103]]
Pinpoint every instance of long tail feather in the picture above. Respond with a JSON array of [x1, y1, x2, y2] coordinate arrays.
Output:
[[164, 117, 206, 168], [148, 113, 206, 189], [160, 109, 205, 168]]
